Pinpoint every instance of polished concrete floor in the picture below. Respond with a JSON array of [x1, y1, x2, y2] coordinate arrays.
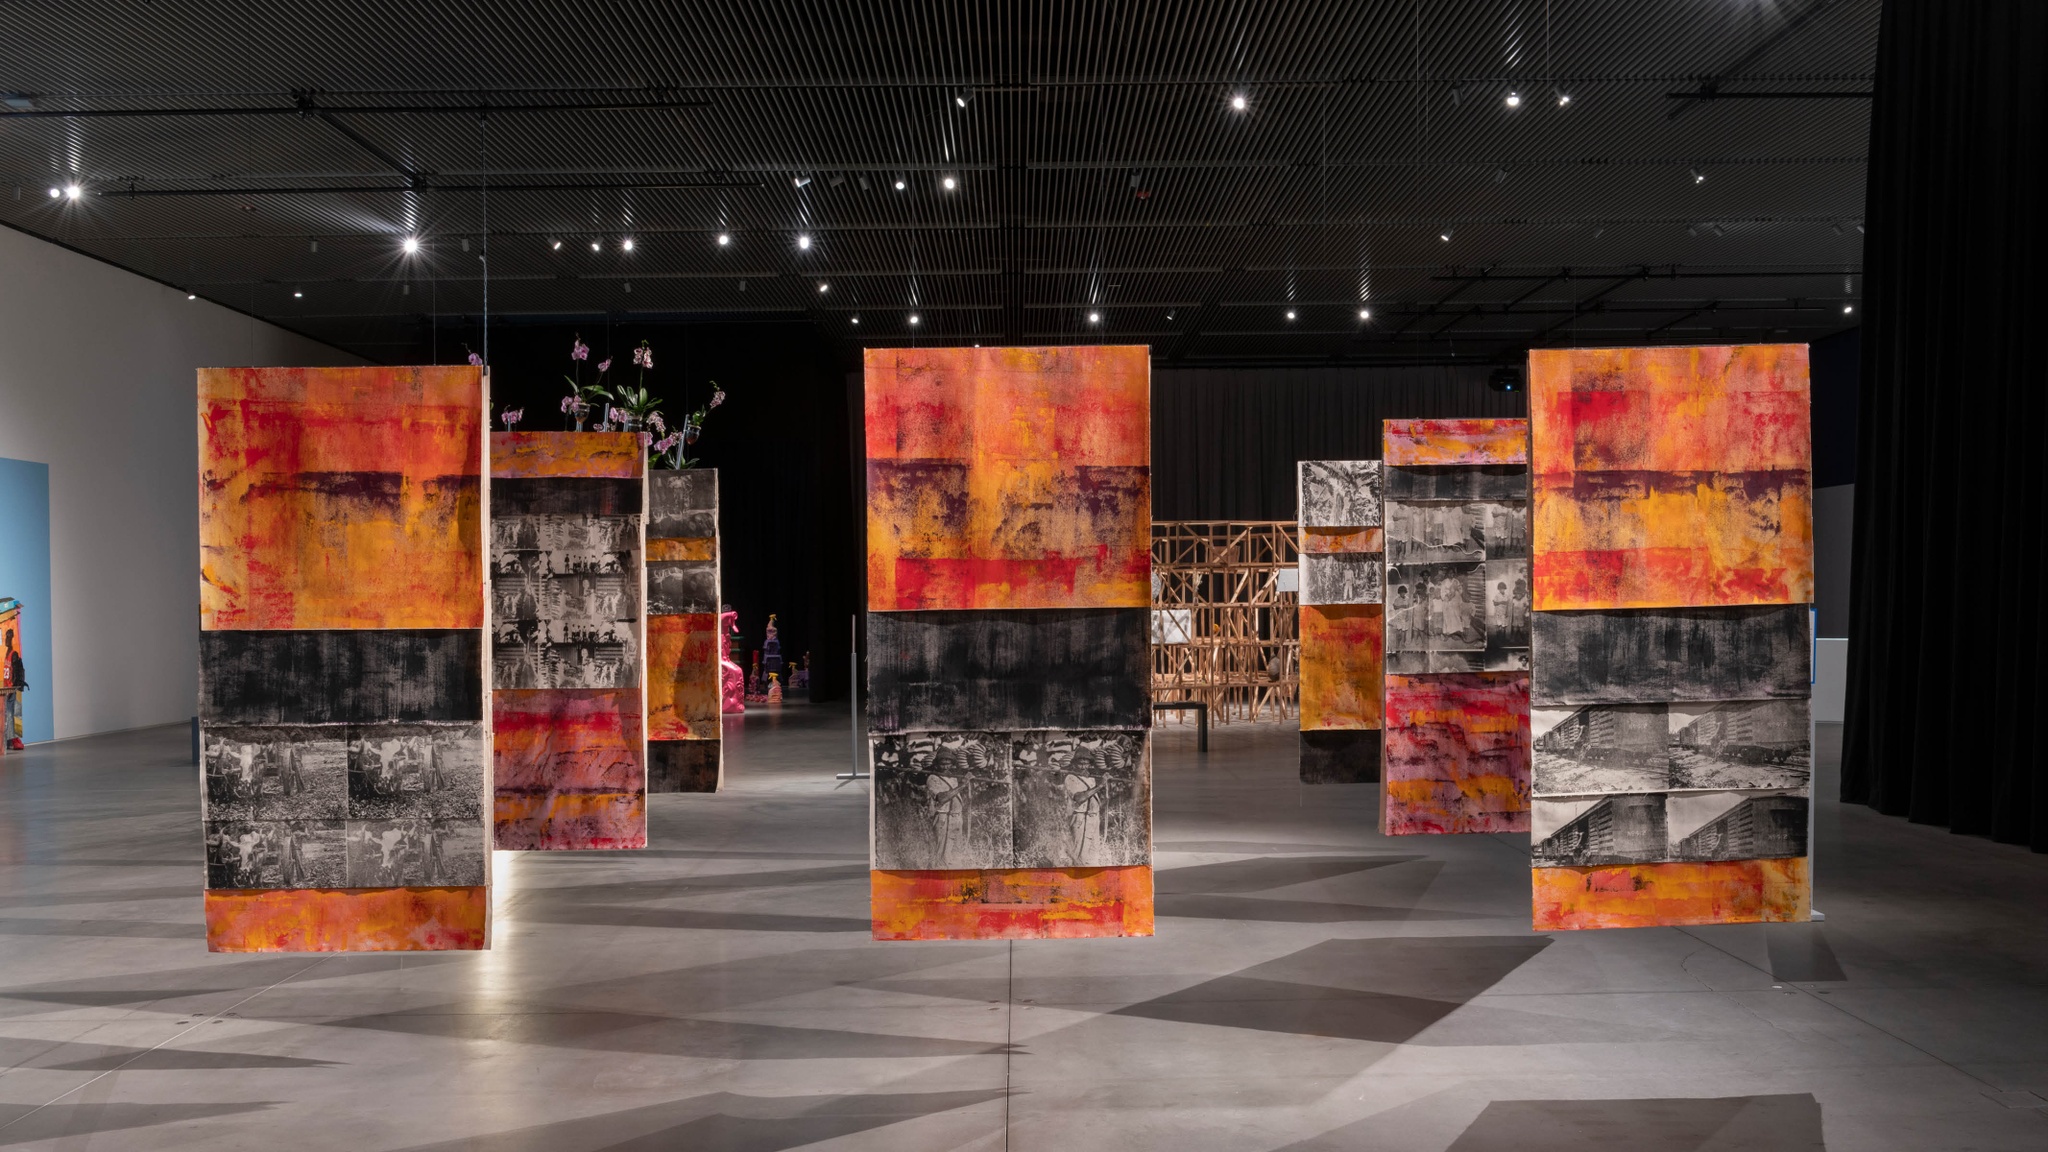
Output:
[[0, 708, 2044, 1151]]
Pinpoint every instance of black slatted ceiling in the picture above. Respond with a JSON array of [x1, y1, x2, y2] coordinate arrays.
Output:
[[0, 0, 1875, 364]]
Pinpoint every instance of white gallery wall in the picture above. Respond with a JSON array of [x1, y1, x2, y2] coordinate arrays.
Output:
[[0, 224, 363, 739]]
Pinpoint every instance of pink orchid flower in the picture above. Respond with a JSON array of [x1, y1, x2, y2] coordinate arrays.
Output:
[[650, 412, 666, 435], [500, 408, 523, 429], [571, 338, 590, 361], [597, 358, 611, 373], [467, 351, 484, 367], [709, 390, 726, 409], [560, 396, 575, 413]]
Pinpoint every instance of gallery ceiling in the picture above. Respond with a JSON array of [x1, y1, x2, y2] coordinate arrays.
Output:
[[0, 0, 1877, 365]]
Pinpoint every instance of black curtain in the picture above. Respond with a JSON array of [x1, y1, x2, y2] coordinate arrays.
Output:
[[1152, 364, 1526, 519], [479, 319, 858, 702], [1843, 1, 2048, 849]]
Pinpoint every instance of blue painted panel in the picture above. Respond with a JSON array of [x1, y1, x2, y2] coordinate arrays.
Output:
[[0, 458, 53, 743]]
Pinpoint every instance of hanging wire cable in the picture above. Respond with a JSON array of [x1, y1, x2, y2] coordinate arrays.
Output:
[[479, 106, 490, 367]]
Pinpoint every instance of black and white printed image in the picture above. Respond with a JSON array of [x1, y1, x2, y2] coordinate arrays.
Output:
[[344, 818, 487, 886], [1301, 553, 1383, 605], [491, 513, 640, 626], [647, 560, 719, 615], [1297, 460, 1382, 528], [1669, 700, 1811, 789], [1532, 704, 1670, 794], [1385, 563, 1484, 653], [871, 733, 1014, 869], [492, 618, 640, 689], [1384, 500, 1528, 566], [202, 725, 346, 821], [1384, 464, 1527, 502], [346, 723, 485, 821], [1483, 558, 1532, 659], [1532, 790, 1808, 866], [204, 819, 346, 889], [1011, 731, 1150, 867], [1533, 701, 1811, 796]]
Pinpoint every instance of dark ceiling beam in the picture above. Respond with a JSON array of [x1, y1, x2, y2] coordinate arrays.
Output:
[[293, 95, 429, 187], [94, 177, 765, 196], [2, 94, 713, 118], [1668, 0, 1849, 121], [1661, 91, 1871, 100], [1518, 267, 1658, 349]]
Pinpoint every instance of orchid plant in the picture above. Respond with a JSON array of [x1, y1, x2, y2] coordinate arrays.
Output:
[[607, 341, 664, 430], [499, 407, 524, 431], [561, 335, 612, 419], [651, 380, 728, 469]]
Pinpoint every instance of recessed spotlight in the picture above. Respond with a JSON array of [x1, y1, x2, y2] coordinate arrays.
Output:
[[942, 176, 957, 191], [1229, 93, 1248, 112], [797, 234, 812, 250], [1088, 312, 1101, 323], [187, 294, 196, 300], [402, 237, 420, 253], [1358, 308, 1371, 320], [590, 240, 601, 252], [1285, 310, 1296, 321], [1439, 227, 1454, 242], [818, 282, 829, 293], [909, 314, 920, 325], [621, 237, 635, 251], [1505, 91, 1522, 109], [717, 233, 731, 246], [894, 178, 906, 190], [64, 183, 82, 199]]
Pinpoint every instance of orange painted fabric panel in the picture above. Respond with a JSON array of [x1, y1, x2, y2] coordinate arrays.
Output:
[[1382, 672, 1530, 835], [1529, 345, 1812, 611], [1299, 604, 1383, 730], [1383, 418, 1529, 466], [865, 345, 1151, 611], [871, 866, 1154, 940], [493, 689, 643, 792], [204, 886, 486, 952], [198, 366, 484, 630], [495, 792, 646, 851], [1302, 526, 1384, 555], [647, 537, 716, 562], [491, 431, 644, 479], [646, 612, 720, 740], [1531, 857, 1810, 930]]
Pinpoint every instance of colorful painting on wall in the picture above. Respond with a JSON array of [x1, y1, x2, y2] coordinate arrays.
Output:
[[646, 469, 722, 792], [1380, 419, 1530, 835], [1297, 460, 1383, 784], [864, 346, 1151, 613], [198, 365, 489, 951], [1528, 346, 1813, 929], [490, 432, 646, 850], [865, 346, 1154, 941]]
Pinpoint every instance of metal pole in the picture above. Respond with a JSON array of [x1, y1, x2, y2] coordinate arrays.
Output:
[[838, 613, 868, 781]]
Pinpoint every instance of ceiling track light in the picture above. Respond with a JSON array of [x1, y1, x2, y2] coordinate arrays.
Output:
[[402, 236, 420, 253], [550, 239, 561, 250], [1494, 167, 1508, 183], [1439, 227, 1454, 242], [621, 237, 635, 251], [1843, 304, 1854, 314], [793, 175, 811, 188], [941, 175, 957, 191], [1555, 90, 1572, 107], [817, 282, 829, 293], [1709, 223, 1725, 237], [293, 290, 303, 298], [829, 174, 845, 188], [1691, 168, 1707, 184], [858, 176, 870, 191], [716, 232, 731, 246], [64, 183, 82, 199], [893, 178, 906, 191], [954, 91, 972, 108], [1592, 226, 1606, 238], [1087, 311, 1101, 323], [851, 316, 860, 325], [797, 234, 812, 250], [1358, 308, 1371, 320], [590, 240, 601, 252], [1285, 310, 1297, 321], [46, 186, 60, 198], [908, 314, 920, 325], [1504, 91, 1522, 109], [1229, 92, 1248, 112]]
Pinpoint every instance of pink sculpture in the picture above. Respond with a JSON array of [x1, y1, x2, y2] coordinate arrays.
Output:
[[720, 610, 746, 714]]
